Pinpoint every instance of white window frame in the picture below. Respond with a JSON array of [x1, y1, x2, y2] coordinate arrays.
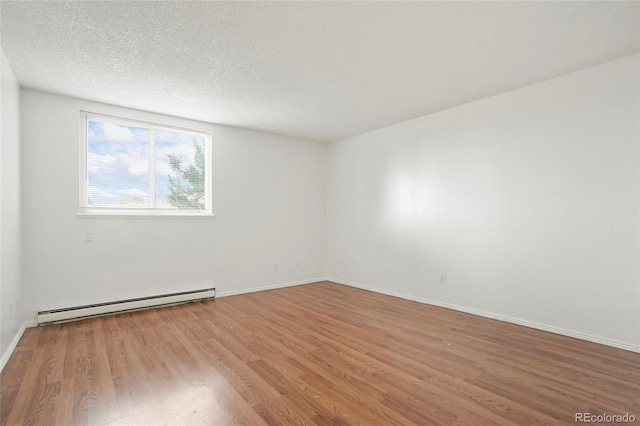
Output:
[[79, 111, 213, 217]]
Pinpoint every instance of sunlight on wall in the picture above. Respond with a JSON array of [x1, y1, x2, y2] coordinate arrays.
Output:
[[380, 171, 437, 235]]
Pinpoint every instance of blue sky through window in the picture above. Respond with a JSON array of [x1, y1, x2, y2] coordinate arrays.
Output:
[[87, 120, 204, 209]]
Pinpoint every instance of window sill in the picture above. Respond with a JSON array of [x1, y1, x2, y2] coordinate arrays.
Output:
[[78, 209, 214, 219]]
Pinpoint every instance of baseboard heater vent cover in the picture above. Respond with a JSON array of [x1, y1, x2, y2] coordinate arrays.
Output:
[[37, 288, 216, 324]]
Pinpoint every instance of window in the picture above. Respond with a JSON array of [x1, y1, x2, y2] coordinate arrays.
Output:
[[79, 112, 212, 216]]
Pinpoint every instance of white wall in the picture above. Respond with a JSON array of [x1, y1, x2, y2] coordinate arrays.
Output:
[[1, 49, 23, 358], [327, 54, 640, 349], [21, 90, 326, 318], [14, 54, 640, 352]]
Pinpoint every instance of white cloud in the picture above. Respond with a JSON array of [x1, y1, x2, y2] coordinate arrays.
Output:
[[88, 152, 117, 175], [125, 153, 149, 176], [89, 121, 148, 144], [88, 145, 148, 179], [119, 188, 147, 198], [88, 186, 117, 200], [88, 186, 148, 207]]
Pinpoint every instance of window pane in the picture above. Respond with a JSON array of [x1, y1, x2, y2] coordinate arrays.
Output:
[[154, 128, 206, 210], [87, 120, 150, 208]]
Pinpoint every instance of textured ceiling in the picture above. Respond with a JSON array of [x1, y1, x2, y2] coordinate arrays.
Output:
[[1, 1, 638, 143]]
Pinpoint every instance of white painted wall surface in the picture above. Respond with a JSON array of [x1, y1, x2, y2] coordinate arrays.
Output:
[[1, 49, 23, 356], [21, 90, 326, 318], [327, 54, 640, 348]]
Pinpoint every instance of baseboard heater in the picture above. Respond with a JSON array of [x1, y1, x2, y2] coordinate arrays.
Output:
[[37, 288, 216, 324]]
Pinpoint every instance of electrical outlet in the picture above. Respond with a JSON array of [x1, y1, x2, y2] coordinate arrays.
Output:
[[440, 273, 447, 285], [274, 263, 278, 271], [296, 261, 300, 269]]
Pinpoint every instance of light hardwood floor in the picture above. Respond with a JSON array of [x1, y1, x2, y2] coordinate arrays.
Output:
[[1, 281, 639, 425]]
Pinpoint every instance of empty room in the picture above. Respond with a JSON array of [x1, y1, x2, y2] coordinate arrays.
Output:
[[0, 1, 639, 425]]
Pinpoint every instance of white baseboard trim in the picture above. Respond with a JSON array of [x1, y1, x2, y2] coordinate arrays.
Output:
[[216, 277, 327, 298], [328, 277, 640, 354], [38, 288, 216, 324], [0, 320, 38, 373]]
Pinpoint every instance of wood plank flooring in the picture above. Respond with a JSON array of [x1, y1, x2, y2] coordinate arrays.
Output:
[[1, 281, 639, 425]]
